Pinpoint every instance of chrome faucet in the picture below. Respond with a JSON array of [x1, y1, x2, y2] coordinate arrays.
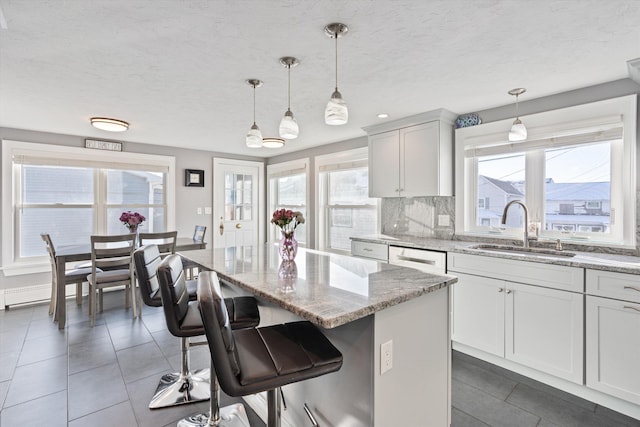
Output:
[[501, 200, 530, 248]]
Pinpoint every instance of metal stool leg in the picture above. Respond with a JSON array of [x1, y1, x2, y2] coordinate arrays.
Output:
[[267, 388, 282, 427], [178, 360, 250, 427], [149, 337, 210, 409]]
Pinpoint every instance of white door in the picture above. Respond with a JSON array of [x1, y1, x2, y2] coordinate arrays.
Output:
[[213, 158, 264, 249], [451, 272, 505, 357], [505, 282, 584, 384]]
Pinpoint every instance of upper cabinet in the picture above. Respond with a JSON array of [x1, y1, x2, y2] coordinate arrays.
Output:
[[364, 109, 456, 198]]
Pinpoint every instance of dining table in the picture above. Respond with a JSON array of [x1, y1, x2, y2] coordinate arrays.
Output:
[[53, 237, 206, 329]]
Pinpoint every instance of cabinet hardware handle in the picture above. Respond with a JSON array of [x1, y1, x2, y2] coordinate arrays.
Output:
[[396, 255, 436, 265], [498, 288, 504, 292], [624, 306, 640, 313], [624, 286, 640, 293], [363, 248, 372, 252], [506, 289, 512, 294], [219, 217, 224, 235]]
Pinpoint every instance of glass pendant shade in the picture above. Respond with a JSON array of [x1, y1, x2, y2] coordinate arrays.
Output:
[[509, 119, 527, 142], [246, 123, 263, 148], [279, 109, 299, 139], [325, 89, 348, 125]]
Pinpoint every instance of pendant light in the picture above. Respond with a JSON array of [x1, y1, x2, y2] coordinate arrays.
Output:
[[279, 57, 300, 139], [245, 79, 264, 148], [508, 88, 527, 142], [324, 23, 349, 126]]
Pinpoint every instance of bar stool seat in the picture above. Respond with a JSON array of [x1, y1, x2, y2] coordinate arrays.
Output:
[[196, 271, 343, 427]]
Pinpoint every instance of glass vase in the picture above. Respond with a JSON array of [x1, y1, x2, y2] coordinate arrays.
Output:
[[278, 260, 298, 293], [278, 231, 298, 261]]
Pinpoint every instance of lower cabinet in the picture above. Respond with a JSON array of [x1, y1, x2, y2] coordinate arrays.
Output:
[[586, 295, 640, 405], [451, 270, 584, 384]]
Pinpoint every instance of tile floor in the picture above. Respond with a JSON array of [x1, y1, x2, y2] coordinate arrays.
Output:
[[1, 290, 639, 427]]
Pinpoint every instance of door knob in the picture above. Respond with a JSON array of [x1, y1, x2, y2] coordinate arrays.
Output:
[[235, 223, 242, 229], [219, 217, 224, 235]]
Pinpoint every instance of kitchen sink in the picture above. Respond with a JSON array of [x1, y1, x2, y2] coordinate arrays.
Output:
[[470, 244, 576, 258]]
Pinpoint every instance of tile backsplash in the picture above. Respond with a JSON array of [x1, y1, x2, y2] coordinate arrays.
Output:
[[381, 196, 455, 240]]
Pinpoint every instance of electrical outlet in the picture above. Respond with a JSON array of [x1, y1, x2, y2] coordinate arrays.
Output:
[[196, 207, 202, 215], [437, 215, 450, 227], [381, 340, 393, 375], [204, 207, 212, 215]]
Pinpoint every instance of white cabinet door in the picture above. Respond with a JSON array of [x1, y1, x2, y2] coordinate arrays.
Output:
[[586, 296, 640, 405], [401, 122, 440, 197], [369, 130, 400, 197], [505, 283, 584, 383], [451, 272, 505, 357]]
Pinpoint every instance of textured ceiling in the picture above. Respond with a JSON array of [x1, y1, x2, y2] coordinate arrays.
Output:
[[1, 0, 639, 158]]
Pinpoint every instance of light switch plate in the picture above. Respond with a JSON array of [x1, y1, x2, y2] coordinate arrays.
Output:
[[204, 207, 212, 215], [196, 207, 202, 215]]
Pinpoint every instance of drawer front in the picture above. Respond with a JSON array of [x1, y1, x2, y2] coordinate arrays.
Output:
[[351, 240, 388, 262], [447, 252, 584, 292], [389, 246, 446, 274], [586, 269, 640, 303]]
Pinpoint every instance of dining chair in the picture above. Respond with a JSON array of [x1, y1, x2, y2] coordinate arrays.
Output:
[[87, 233, 137, 326], [138, 230, 177, 257], [41, 233, 97, 320], [184, 225, 207, 279]]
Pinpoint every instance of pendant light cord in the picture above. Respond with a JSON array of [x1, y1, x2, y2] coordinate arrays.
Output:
[[252, 83, 257, 125], [287, 64, 291, 111], [334, 33, 339, 91], [515, 93, 519, 119]]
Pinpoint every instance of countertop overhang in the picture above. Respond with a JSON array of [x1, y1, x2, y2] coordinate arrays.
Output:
[[180, 245, 457, 329]]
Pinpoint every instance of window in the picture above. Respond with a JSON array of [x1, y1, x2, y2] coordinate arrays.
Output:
[[2, 140, 175, 271], [456, 95, 636, 248], [267, 159, 308, 245], [316, 148, 378, 253]]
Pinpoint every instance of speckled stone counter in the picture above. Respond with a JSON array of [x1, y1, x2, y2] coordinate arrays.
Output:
[[351, 234, 640, 274], [180, 244, 457, 329]]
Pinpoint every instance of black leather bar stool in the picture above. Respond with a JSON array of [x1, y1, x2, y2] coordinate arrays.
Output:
[[197, 271, 343, 427], [147, 251, 259, 411]]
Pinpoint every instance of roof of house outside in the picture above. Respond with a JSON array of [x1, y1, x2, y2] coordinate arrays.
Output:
[[480, 176, 524, 196], [545, 182, 610, 201]]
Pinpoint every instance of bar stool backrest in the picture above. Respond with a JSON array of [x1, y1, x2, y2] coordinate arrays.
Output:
[[156, 254, 193, 337]]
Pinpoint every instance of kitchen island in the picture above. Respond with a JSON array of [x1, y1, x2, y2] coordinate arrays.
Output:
[[181, 245, 458, 427]]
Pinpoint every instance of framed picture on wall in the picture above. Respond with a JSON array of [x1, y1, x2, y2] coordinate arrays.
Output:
[[185, 169, 205, 187]]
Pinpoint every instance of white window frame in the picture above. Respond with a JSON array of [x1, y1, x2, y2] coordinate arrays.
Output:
[[2, 140, 176, 275], [315, 147, 377, 254], [266, 158, 309, 245], [455, 95, 636, 248]]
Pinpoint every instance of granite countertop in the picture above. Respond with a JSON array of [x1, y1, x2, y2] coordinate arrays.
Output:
[[351, 234, 640, 274], [180, 244, 457, 329]]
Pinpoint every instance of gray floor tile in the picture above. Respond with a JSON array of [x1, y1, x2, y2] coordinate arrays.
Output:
[[68, 334, 117, 374], [453, 355, 518, 400], [507, 383, 631, 427], [16, 331, 67, 366], [67, 322, 110, 346], [0, 380, 9, 410], [0, 389, 67, 427], [537, 419, 563, 427], [25, 317, 61, 341], [3, 354, 67, 408], [68, 400, 138, 427], [0, 309, 32, 332], [0, 352, 19, 383], [116, 341, 172, 384], [0, 329, 26, 354], [595, 405, 640, 427], [452, 408, 491, 427], [68, 362, 129, 420], [141, 310, 168, 333], [453, 378, 540, 427], [108, 318, 153, 351], [151, 329, 182, 358], [167, 343, 211, 373]]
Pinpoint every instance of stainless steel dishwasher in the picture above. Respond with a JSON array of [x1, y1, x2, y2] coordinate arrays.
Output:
[[388, 245, 446, 274]]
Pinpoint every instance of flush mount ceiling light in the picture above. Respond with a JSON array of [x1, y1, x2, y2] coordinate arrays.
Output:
[[262, 137, 286, 148], [279, 56, 300, 140], [324, 22, 349, 126], [245, 79, 264, 148], [508, 88, 527, 142], [90, 117, 129, 132]]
